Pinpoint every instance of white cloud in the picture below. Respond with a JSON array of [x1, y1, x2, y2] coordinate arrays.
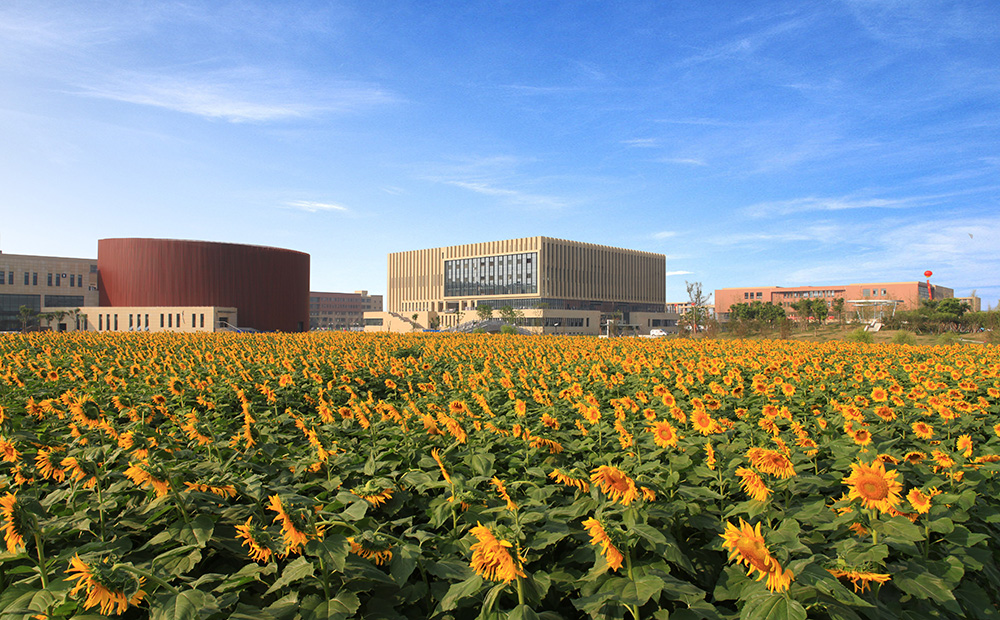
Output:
[[652, 231, 678, 239], [446, 180, 565, 209], [284, 200, 349, 213], [745, 186, 1000, 218], [665, 270, 693, 277], [659, 157, 708, 166], [621, 138, 659, 148], [75, 70, 397, 122]]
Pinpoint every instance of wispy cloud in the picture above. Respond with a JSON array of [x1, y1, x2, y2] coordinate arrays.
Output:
[[658, 157, 708, 166], [621, 138, 659, 148], [284, 200, 349, 213], [651, 231, 678, 239], [445, 180, 566, 209], [75, 70, 396, 122], [665, 270, 693, 277], [745, 186, 1000, 218]]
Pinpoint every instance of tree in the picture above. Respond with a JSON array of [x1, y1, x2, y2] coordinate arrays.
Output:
[[19, 305, 37, 333], [831, 297, 845, 325], [476, 304, 494, 322], [811, 299, 829, 325], [791, 299, 813, 327], [498, 305, 523, 325], [685, 281, 712, 335]]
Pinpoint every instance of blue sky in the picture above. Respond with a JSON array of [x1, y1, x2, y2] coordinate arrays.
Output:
[[2, 1, 998, 306]]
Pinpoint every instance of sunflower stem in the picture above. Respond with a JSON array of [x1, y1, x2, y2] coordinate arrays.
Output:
[[32, 532, 48, 589], [96, 475, 107, 542], [625, 549, 640, 620], [114, 563, 180, 595]]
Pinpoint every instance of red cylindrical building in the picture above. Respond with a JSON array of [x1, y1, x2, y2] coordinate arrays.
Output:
[[97, 238, 309, 332]]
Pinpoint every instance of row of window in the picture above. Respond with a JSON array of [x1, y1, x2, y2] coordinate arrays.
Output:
[[96, 313, 208, 331], [0, 270, 91, 289], [444, 253, 538, 297], [861, 288, 890, 297]]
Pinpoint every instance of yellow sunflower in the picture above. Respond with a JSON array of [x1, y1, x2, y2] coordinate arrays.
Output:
[[735, 467, 770, 502], [590, 465, 639, 506], [828, 568, 891, 593], [235, 517, 275, 563], [720, 518, 793, 593], [648, 420, 679, 448], [842, 460, 903, 514], [582, 517, 624, 571], [911, 422, 933, 440], [548, 468, 590, 492], [469, 523, 524, 583], [267, 495, 311, 555], [65, 555, 146, 615], [746, 447, 796, 479]]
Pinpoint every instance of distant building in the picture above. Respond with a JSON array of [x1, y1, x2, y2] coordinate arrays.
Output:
[[955, 294, 981, 313], [665, 301, 715, 318], [715, 281, 955, 322], [2, 238, 309, 333], [0, 252, 99, 331], [365, 236, 678, 335], [310, 290, 383, 330]]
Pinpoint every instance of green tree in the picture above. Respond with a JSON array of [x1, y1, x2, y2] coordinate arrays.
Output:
[[791, 299, 813, 327], [498, 305, 523, 325], [831, 297, 846, 325], [811, 299, 829, 325], [476, 304, 494, 322], [19, 305, 37, 333]]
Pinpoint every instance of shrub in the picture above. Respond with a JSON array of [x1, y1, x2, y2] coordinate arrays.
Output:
[[891, 331, 917, 345], [846, 328, 874, 343]]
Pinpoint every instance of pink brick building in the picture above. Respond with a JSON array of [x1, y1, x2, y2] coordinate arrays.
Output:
[[714, 281, 954, 321]]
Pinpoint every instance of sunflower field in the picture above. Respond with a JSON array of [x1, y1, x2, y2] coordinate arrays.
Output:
[[1, 331, 999, 620]]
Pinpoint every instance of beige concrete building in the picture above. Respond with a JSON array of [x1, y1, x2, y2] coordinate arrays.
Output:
[[0, 252, 100, 331], [365, 236, 678, 335], [310, 290, 383, 330]]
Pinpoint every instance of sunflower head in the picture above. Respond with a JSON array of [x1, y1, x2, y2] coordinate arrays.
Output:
[[66, 554, 146, 615], [842, 460, 903, 514]]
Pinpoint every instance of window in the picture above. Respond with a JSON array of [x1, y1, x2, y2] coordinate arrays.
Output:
[[200, 314, 204, 328], [32, 273, 37, 286], [192, 314, 196, 328], [862, 289, 870, 297], [99, 315, 103, 330], [55, 274, 60, 286], [160, 314, 164, 328], [69, 275, 75, 287], [129, 314, 134, 329], [23, 272, 29, 286], [176, 313, 181, 328], [90, 265, 97, 273], [168, 314, 172, 328], [756, 292, 763, 299], [0, 272, 5, 285], [47, 273, 52, 286]]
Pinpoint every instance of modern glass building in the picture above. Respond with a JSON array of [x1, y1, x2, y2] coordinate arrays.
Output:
[[371, 236, 674, 335]]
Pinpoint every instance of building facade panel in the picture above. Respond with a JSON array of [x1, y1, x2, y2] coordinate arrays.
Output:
[[98, 238, 309, 332]]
